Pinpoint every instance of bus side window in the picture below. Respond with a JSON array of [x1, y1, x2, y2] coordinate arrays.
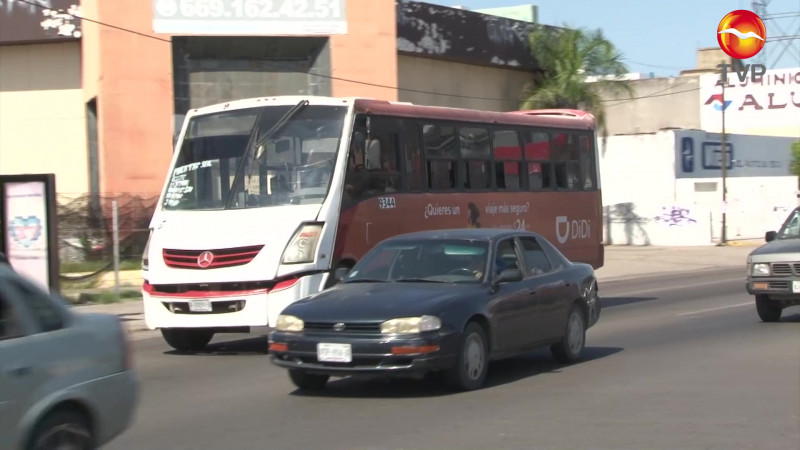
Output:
[[579, 135, 597, 190], [423, 124, 457, 191], [492, 130, 522, 191], [402, 120, 424, 191], [523, 130, 553, 190], [459, 127, 491, 190], [551, 133, 580, 190]]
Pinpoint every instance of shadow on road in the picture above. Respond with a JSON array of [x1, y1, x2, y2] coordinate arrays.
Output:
[[288, 346, 624, 399], [163, 334, 270, 356], [602, 296, 658, 308]]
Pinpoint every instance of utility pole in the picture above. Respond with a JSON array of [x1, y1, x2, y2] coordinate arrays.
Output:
[[720, 81, 728, 246]]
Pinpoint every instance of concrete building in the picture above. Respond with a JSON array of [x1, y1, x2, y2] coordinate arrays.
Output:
[[598, 48, 800, 245], [0, 0, 543, 201]]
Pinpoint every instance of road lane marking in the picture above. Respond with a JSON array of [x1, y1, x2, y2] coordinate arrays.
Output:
[[603, 277, 743, 299], [676, 302, 752, 317]]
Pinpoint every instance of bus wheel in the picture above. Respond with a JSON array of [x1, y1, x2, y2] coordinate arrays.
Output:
[[161, 328, 214, 352], [324, 261, 353, 289]]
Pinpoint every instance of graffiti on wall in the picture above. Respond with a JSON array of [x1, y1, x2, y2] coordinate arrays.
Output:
[[654, 206, 697, 227]]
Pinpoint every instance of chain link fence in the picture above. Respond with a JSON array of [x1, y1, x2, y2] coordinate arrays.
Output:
[[57, 194, 158, 284]]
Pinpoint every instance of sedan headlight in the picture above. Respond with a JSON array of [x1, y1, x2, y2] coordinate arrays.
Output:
[[751, 263, 770, 276], [276, 315, 304, 332], [380, 316, 442, 334]]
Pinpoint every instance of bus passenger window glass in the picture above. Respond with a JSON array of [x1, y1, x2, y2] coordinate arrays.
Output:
[[528, 162, 553, 190], [462, 160, 491, 190], [163, 104, 348, 210], [493, 130, 522, 190], [459, 128, 490, 159], [579, 135, 597, 190], [423, 124, 457, 158], [523, 131, 550, 160], [428, 160, 455, 190], [551, 133, 580, 190], [361, 132, 400, 197], [402, 120, 424, 191]]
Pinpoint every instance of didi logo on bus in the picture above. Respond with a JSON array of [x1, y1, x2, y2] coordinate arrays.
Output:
[[555, 216, 591, 244], [716, 10, 767, 83]]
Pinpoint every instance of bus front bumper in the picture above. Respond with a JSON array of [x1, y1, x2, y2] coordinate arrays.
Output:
[[142, 273, 327, 330]]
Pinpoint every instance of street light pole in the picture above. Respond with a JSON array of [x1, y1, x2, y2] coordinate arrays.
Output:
[[720, 82, 728, 245]]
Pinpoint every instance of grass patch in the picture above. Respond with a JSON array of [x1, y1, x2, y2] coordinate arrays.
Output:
[[86, 290, 142, 304], [60, 259, 142, 274]]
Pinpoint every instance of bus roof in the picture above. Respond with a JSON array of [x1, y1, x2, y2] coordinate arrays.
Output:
[[185, 96, 596, 130], [354, 99, 596, 130]]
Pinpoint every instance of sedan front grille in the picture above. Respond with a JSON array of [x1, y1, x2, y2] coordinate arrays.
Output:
[[303, 321, 382, 334]]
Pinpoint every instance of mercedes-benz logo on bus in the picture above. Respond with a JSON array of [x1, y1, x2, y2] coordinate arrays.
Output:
[[333, 322, 346, 332], [197, 251, 214, 269]]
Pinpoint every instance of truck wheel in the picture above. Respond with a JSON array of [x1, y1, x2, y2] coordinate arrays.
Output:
[[161, 328, 214, 352], [755, 295, 782, 322], [288, 369, 329, 390]]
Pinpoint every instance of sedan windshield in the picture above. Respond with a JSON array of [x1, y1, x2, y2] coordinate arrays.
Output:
[[777, 208, 800, 239], [344, 239, 490, 284], [163, 104, 347, 211]]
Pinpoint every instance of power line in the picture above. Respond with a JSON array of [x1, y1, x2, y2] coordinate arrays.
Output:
[[16, 0, 705, 107]]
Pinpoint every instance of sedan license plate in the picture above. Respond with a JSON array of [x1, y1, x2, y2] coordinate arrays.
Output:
[[317, 343, 352, 363], [188, 299, 212, 313], [792, 281, 800, 293]]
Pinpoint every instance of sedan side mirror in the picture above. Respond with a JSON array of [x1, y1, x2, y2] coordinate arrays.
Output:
[[334, 267, 351, 282], [765, 231, 777, 242], [494, 268, 523, 285]]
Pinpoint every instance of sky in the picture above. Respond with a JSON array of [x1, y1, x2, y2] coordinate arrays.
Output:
[[428, 0, 800, 77]]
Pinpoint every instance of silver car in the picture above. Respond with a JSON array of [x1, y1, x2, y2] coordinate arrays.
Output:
[[0, 264, 138, 449], [746, 206, 800, 322]]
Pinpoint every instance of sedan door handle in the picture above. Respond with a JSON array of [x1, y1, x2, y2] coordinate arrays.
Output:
[[528, 289, 537, 295]]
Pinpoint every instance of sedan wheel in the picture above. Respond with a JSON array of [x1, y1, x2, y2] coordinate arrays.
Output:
[[551, 304, 586, 364], [446, 322, 489, 391], [28, 410, 94, 450]]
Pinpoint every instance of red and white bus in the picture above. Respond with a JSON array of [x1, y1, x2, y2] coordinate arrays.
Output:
[[141, 96, 603, 351]]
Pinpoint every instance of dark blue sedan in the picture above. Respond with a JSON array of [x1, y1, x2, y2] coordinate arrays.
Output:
[[269, 229, 601, 391]]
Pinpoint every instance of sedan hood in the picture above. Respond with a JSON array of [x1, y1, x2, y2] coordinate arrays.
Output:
[[284, 282, 475, 322]]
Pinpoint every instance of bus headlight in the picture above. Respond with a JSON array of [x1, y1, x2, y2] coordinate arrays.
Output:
[[281, 223, 323, 264], [276, 315, 304, 332], [142, 230, 152, 271], [380, 316, 442, 334]]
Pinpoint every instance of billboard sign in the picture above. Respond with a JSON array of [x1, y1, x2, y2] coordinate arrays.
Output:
[[152, 0, 347, 35], [675, 130, 796, 179], [0, 0, 82, 44], [1, 174, 60, 291]]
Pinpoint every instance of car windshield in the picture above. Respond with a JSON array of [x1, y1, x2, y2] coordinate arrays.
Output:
[[777, 208, 800, 239], [162, 104, 347, 211], [344, 239, 489, 284]]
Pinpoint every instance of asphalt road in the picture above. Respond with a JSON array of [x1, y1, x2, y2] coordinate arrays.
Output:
[[107, 268, 800, 450]]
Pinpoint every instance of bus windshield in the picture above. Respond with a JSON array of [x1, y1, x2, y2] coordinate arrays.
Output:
[[163, 104, 348, 211]]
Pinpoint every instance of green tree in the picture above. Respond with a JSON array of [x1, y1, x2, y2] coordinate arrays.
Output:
[[790, 140, 800, 186], [520, 25, 632, 139]]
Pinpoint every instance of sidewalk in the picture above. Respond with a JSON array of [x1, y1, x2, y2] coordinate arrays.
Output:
[[71, 244, 761, 335]]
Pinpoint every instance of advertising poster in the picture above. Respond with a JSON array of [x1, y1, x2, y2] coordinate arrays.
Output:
[[3, 181, 50, 290]]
